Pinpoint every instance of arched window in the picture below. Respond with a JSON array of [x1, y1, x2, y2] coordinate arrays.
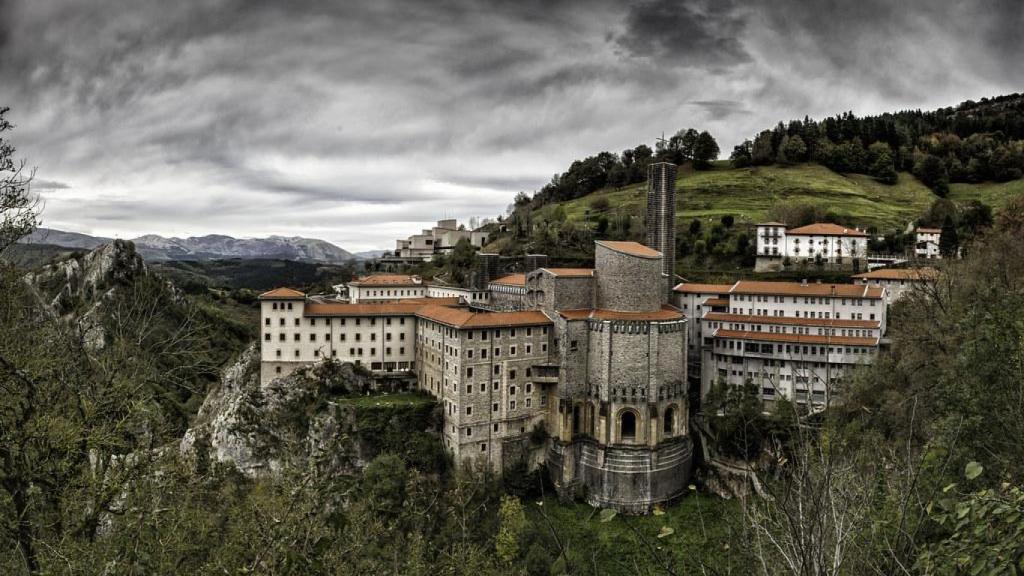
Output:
[[620, 411, 636, 441], [663, 406, 675, 436]]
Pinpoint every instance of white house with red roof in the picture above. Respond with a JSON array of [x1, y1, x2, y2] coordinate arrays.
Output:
[[755, 222, 869, 270]]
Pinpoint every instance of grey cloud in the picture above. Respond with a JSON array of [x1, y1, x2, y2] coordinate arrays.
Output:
[[689, 100, 751, 118], [0, 0, 1020, 250], [30, 179, 70, 190], [615, 0, 751, 68]]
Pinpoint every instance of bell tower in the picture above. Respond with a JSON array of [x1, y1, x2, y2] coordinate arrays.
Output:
[[645, 162, 677, 301]]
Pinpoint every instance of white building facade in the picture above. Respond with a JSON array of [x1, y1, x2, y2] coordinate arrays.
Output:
[[676, 280, 887, 408], [915, 228, 942, 259], [756, 222, 869, 264]]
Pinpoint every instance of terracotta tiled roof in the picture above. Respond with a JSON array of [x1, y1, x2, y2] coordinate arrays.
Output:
[[349, 274, 422, 287], [852, 268, 939, 281], [917, 228, 941, 234], [595, 240, 662, 258], [714, 329, 878, 347], [558, 304, 683, 322], [786, 223, 867, 237], [540, 268, 595, 277], [704, 298, 730, 307], [259, 287, 306, 299], [704, 312, 879, 329], [303, 297, 461, 317], [490, 273, 526, 286], [674, 282, 734, 294], [757, 222, 787, 226], [305, 302, 424, 316], [416, 306, 552, 329], [731, 280, 883, 299]]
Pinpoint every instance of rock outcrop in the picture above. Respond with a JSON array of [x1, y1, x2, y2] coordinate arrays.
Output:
[[180, 347, 442, 477]]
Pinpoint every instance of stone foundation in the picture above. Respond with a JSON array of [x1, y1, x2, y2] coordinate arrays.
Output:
[[547, 436, 693, 514]]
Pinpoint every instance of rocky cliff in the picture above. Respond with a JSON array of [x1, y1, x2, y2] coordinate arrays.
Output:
[[180, 347, 445, 477]]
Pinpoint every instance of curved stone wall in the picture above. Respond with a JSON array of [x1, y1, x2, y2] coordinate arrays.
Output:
[[548, 436, 694, 514], [595, 244, 662, 312]]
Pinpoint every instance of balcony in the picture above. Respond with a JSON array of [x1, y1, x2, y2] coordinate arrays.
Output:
[[531, 364, 560, 384]]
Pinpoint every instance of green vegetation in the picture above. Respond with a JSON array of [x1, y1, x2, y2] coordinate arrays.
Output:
[[548, 163, 935, 231], [527, 495, 750, 575]]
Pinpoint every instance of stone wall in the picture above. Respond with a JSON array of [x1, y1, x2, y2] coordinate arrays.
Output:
[[594, 244, 662, 312], [548, 436, 694, 514]]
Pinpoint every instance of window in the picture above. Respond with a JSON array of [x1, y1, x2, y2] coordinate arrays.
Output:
[[510, 346, 517, 356], [467, 367, 474, 377], [265, 318, 270, 326], [275, 366, 282, 373], [294, 334, 300, 342], [509, 369, 517, 380], [294, 318, 300, 326], [466, 406, 472, 415], [264, 333, 271, 341]]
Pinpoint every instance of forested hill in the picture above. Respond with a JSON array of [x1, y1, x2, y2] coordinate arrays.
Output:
[[732, 93, 1024, 195], [521, 93, 1024, 214]]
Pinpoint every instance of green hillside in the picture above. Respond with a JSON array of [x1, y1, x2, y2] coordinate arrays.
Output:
[[539, 162, 1018, 233]]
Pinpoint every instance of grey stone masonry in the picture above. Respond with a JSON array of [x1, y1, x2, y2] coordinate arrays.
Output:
[[646, 162, 677, 301], [594, 243, 662, 312]]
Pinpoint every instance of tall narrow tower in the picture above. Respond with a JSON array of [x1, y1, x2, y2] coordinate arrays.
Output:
[[645, 162, 678, 300]]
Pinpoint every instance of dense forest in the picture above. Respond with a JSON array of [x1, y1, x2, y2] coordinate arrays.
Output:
[[731, 93, 1024, 194]]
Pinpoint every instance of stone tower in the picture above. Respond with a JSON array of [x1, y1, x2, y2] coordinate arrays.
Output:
[[645, 162, 677, 301]]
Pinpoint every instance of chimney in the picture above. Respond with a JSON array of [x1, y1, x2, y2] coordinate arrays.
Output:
[[801, 278, 808, 286]]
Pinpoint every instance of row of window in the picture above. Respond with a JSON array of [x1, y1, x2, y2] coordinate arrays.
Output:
[[270, 346, 408, 358], [715, 341, 875, 356], [264, 331, 407, 343]]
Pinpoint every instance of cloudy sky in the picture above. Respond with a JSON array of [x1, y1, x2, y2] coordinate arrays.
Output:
[[1, 0, 1021, 251]]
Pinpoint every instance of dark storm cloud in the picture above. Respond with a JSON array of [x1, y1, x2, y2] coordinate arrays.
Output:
[[0, 0, 1020, 250], [616, 0, 751, 67]]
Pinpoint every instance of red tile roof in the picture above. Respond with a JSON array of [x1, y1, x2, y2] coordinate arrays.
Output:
[[595, 240, 662, 258], [259, 287, 306, 299], [349, 274, 422, 287], [540, 268, 595, 277], [704, 298, 730, 307], [714, 329, 878, 347], [558, 305, 683, 322], [731, 280, 883, 299], [917, 228, 941, 234], [674, 282, 734, 294], [491, 273, 526, 286], [305, 302, 425, 316], [704, 312, 879, 329], [786, 223, 867, 237], [852, 268, 939, 281], [303, 297, 461, 317], [416, 306, 552, 329]]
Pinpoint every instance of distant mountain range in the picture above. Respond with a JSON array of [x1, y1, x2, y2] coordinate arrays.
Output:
[[20, 228, 368, 263]]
